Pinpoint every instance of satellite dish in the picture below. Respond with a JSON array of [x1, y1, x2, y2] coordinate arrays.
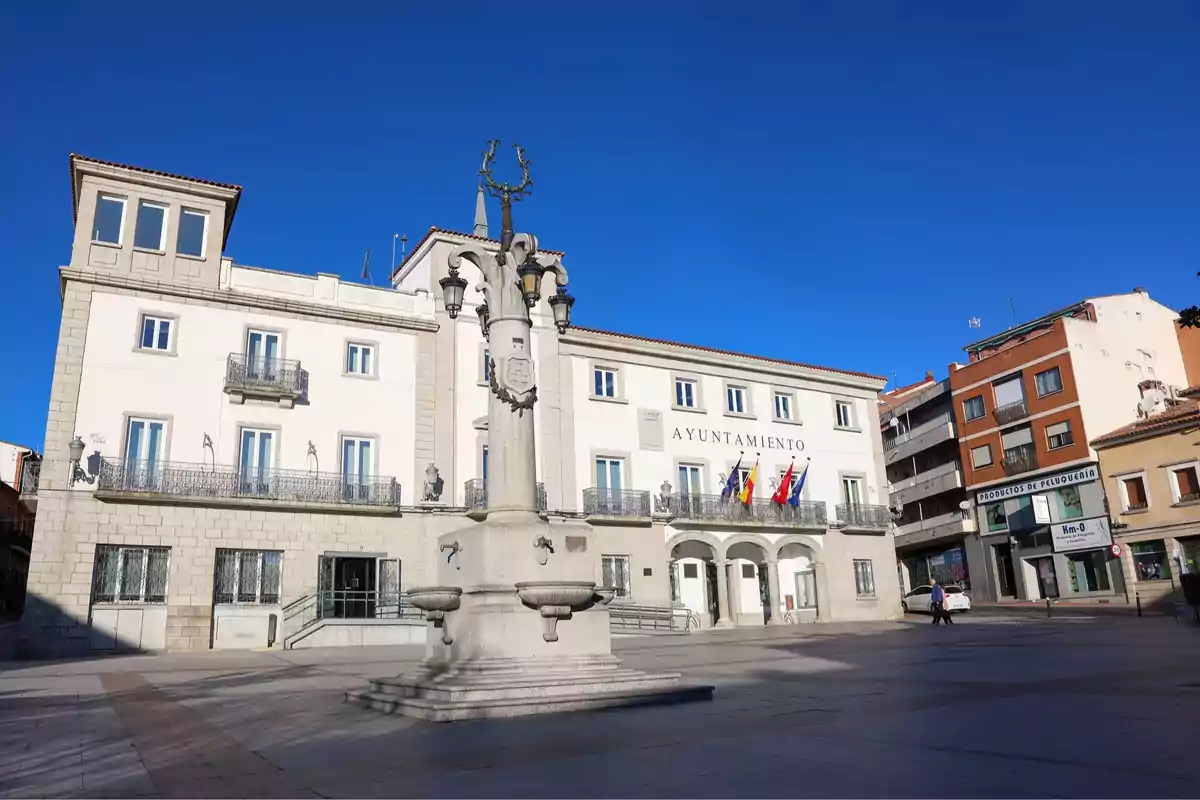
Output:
[[888, 417, 900, 429], [959, 500, 972, 511]]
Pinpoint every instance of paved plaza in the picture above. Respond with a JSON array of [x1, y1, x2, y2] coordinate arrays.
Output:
[[0, 610, 1197, 798]]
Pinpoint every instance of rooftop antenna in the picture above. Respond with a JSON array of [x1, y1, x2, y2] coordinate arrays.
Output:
[[361, 248, 372, 285], [1008, 297, 1018, 328], [968, 317, 981, 329]]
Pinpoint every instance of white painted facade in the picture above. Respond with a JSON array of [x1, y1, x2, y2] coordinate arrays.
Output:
[[0, 441, 35, 488], [20, 156, 901, 657]]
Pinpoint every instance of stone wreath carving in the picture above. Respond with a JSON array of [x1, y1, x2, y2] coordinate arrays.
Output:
[[490, 358, 538, 416]]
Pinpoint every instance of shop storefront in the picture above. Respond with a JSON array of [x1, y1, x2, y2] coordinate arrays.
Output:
[[973, 464, 1124, 602], [900, 542, 972, 592]]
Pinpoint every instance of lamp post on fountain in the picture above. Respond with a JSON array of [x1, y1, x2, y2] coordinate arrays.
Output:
[[439, 140, 574, 515]]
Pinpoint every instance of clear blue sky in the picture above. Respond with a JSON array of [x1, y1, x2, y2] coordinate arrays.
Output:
[[3, 2, 1197, 453]]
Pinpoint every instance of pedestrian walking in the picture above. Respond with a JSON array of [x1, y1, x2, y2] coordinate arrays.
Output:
[[930, 579, 946, 625]]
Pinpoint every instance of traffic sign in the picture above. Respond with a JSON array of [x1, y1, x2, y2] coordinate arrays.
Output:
[[1110, 543, 1122, 557]]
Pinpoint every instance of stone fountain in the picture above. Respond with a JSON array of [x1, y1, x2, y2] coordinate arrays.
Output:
[[346, 142, 713, 721]]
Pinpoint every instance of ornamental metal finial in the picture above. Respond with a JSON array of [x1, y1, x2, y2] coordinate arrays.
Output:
[[479, 140, 533, 254]]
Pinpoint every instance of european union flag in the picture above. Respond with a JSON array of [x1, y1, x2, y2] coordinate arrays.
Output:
[[787, 460, 810, 506], [721, 456, 743, 499]]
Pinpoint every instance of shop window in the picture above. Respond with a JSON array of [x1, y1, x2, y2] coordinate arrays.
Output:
[[1055, 485, 1083, 520], [1066, 551, 1111, 594], [985, 503, 1008, 532], [1131, 541, 1170, 581]]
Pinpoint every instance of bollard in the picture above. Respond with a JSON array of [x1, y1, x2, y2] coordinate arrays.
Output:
[[1136, 592, 1142, 618], [1045, 597, 1052, 618], [268, 613, 278, 648]]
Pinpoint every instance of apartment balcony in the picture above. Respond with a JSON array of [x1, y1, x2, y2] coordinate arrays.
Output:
[[1001, 444, 1039, 477], [894, 510, 978, 549], [463, 478, 547, 512], [17, 458, 40, 511], [224, 353, 307, 407], [883, 412, 955, 462], [583, 488, 652, 521], [835, 503, 892, 532], [993, 399, 1029, 427], [95, 458, 400, 511], [889, 460, 964, 507], [664, 493, 827, 530]]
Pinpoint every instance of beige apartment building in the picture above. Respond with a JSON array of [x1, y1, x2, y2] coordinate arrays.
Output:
[[1091, 384, 1200, 608]]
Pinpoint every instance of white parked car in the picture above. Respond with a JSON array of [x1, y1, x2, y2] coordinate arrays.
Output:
[[901, 585, 971, 614]]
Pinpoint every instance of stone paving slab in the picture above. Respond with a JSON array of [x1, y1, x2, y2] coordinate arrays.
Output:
[[0, 613, 1197, 797]]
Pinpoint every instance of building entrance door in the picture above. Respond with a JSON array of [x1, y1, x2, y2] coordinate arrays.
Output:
[[705, 562, 720, 626], [757, 565, 771, 624], [318, 555, 378, 619], [1031, 556, 1059, 599], [995, 544, 1017, 597]]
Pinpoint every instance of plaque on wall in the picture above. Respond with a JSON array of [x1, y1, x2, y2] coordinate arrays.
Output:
[[638, 408, 664, 451]]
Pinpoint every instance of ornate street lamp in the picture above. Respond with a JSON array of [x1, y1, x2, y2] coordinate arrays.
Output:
[[475, 303, 490, 338], [439, 270, 467, 319], [547, 286, 575, 334], [68, 434, 95, 487]]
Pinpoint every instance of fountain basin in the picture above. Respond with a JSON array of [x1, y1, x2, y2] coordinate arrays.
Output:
[[593, 587, 616, 606], [515, 581, 596, 609], [406, 586, 463, 613]]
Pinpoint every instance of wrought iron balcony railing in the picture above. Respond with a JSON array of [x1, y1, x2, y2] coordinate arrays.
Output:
[[18, 458, 40, 497], [583, 488, 652, 518], [836, 503, 892, 530], [663, 493, 828, 528], [224, 353, 307, 400], [993, 399, 1029, 426], [97, 458, 401, 507], [1001, 444, 1038, 477], [463, 478, 547, 511]]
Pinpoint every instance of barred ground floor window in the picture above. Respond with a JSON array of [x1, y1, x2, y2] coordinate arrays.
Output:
[[853, 558, 875, 598], [214, 549, 283, 604], [601, 554, 631, 598], [92, 545, 170, 604]]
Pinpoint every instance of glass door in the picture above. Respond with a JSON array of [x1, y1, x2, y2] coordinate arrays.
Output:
[[596, 457, 624, 514], [341, 437, 373, 501], [125, 418, 164, 489], [239, 428, 274, 496], [678, 464, 702, 515], [246, 330, 280, 382]]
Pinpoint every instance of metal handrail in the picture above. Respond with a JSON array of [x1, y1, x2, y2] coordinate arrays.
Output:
[[1001, 444, 1038, 476], [883, 412, 953, 451], [314, 589, 423, 622], [224, 352, 307, 397], [607, 602, 695, 633], [463, 478, 547, 511], [663, 493, 827, 528], [18, 458, 40, 497], [836, 503, 891, 529], [97, 458, 401, 507], [583, 488, 652, 517], [994, 399, 1029, 426]]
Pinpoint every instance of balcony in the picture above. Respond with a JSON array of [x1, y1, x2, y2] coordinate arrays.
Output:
[[224, 353, 307, 407], [583, 488, 652, 520], [18, 458, 40, 498], [96, 458, 400, 510], [993, 399, 1029, 426], [889, 460, 963, 507], [663, 493, 827, 530], [836, 503, 892, 531], [1001, 444, 1038, 477], [894, 510, 977, 548], [883, 412, 955, 462], [463, 478, 547, 512]]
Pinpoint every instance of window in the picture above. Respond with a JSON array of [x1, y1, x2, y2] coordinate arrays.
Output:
[[1046, 420, 1073, 450], [124, 417, 165, 489], [177, 209, 208, 257], [853, 559, 875, 598], [246, 330, 281, 381], [677, 464, 702, 496], [92, 195, 126, 244], [133, 200, 167, 250], [741, 563, 756, 579], [594, 367, 616, 398], [239, 428, 275, 496], [674, 378, 697, 409], [1002, 426, 1034, 459], [835, 400, 854, 428], [482, 348, 491, 383], [963, 395, 985, 422], [1171, 464, 1200, 503], [481, 445, 489, 483], [139, 315, 172, 352], [726, 385, 747, 414], [993, 375, 1024, 408], [1055, 485, 1083, 520], [342, 437, 374, 500], [91, 545, 170, 604], [1121, 475, 1148, 510], [970, 444, 993, 469], [773, 392, 792, 421], [1131, 541, 1170, 581], [214, 549, 282, 604], [682, 562, 699, 579], [795, 569, 817, 608], [985, 502, 1008, 532], [1066, 551, 1111, 594], [1035, 366, 1063, 397], [841, 476, 863, 506], [601, 555, 631, 598], [346, 342, 374, 376], [595, 457, 624, 497]]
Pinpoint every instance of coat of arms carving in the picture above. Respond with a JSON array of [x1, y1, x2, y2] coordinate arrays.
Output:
[[490, 355, 537, 414]]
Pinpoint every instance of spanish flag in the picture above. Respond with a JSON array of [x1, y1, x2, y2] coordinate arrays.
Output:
[[737, 457, 759, 505]]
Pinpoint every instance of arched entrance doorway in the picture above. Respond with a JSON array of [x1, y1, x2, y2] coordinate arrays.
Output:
[[777, 540, 820, 622], [668, 534, 722, 627], [724, 536, 773, 626]]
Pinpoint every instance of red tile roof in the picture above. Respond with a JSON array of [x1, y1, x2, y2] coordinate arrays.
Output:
[[1091, 400, 1200, 446], [391, 227, 565, 281], [573, 326, 887, 382]]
